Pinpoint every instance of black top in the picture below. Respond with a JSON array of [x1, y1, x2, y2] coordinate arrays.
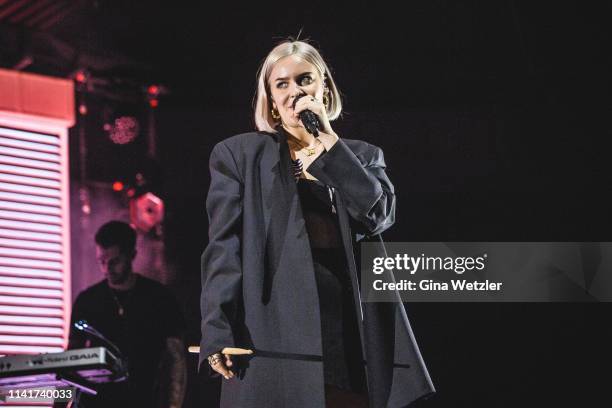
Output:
[[297, 177, 342, 249], [68, 274, 185, 407], [296, 176, 367, 393]]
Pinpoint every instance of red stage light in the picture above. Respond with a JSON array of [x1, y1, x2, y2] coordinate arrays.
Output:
[[149, 99, 159, 108], [75, 71, 87, 83], [112, 181, 124, 191], [147, 85, 159, 95], [127, 188, 136, 198]]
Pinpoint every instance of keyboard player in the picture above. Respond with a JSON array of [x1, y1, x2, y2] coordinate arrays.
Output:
[[65, 221, 187, 408]]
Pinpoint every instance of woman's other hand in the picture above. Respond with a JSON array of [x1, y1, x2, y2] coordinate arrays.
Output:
[[208, 347, 254, 380]]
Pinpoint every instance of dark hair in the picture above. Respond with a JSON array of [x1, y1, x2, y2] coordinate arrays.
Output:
[[94, 221, 136, 255]]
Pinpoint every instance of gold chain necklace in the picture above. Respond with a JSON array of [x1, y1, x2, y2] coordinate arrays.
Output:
[[108, 280, 135, 317], [109, 288, 126, 317], [288, 137, 320, 157], [304, 146, 316, 156]]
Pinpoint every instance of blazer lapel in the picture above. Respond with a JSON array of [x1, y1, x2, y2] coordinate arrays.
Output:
[[261, 130, 300, 303], [333, 191, 366, 338]]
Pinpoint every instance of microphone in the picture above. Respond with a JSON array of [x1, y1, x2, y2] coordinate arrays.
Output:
[[292, 93, 320, 137]]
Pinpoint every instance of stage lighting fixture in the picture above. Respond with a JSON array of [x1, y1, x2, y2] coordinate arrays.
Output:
[[75, 71, 87, 83], [129, 192, 165, 233], [146, 84, 167, 109], [71, 69, 91, 92], [78, 104, 88, 116], [147, 85, 160, 96], [106, 116, 139, 145]]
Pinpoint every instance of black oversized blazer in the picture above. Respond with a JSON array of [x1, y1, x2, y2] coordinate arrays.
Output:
[[200, 129, 435, 408]]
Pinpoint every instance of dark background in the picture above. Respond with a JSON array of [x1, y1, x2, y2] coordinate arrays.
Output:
[[2, 1, 611, 406]]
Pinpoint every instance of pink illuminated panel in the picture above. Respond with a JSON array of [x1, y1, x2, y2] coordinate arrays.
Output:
[[0, 124, 71, 355], [0, 70, 71, 408]]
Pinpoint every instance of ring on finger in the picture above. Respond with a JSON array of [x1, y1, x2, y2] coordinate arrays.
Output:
[[208, 353, 223, 366]]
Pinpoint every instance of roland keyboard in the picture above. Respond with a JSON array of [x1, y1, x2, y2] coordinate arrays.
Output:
[[0, 347, 126, 394]]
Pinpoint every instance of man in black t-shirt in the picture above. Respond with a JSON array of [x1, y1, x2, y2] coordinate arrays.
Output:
[[67, 221, 186, 408]]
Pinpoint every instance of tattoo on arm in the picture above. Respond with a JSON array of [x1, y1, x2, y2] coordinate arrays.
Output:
[[158, 337, 187, 408]]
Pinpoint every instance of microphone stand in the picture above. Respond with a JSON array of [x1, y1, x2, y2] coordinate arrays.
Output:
[[73, 320, 128, 381]]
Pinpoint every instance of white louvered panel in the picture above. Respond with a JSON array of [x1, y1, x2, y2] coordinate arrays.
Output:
[[0, 146, 60, 162], [0, 182, 60, 198], [0, 345, 63, 354], [0, 266, 62, 280], [0, 210, 61, 225], [0, 325, 63, 336], [0, 248, 62, 262], [0, 128, 60, 146], [0, 315, 63, 327], [0, 173, 61, 189], [0, 220, 60, 234], [0, 238, 62, 252], [0, 296, 63, 308], [0, 191, 61, 207], [0, 335, 64, 346], [0, 137, 60, 154], [0, 154, 61, 171], [0, 120, 71, 359], [0, 277, 62, 289], [0, 305, 62, 317], [0, 164, 60, 180], [0, 257, 62, 270], [0, 201, 61, 216], [0, 229, 61, 243], [0, 286, 62, 298]]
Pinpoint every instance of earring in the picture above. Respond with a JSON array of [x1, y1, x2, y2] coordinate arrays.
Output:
[[271, 107, 281, 120], [322, 94, 330, 109]]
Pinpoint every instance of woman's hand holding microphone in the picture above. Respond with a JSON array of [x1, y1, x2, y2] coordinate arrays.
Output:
[[292, 93, 339, 150]]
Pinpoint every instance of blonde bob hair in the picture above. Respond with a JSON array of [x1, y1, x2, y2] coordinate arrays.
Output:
[[254, 40, 342, 133]]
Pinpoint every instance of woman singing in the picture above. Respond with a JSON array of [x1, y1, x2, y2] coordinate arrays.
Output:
[[200, 40, 435, 407]]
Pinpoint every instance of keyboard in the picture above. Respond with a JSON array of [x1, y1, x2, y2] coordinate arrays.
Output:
[[0, 347, 126, 394]]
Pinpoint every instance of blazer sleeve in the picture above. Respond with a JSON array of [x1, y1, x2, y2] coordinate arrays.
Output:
[[307, 139, 396, 236], [199, 141, 243, 370]]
